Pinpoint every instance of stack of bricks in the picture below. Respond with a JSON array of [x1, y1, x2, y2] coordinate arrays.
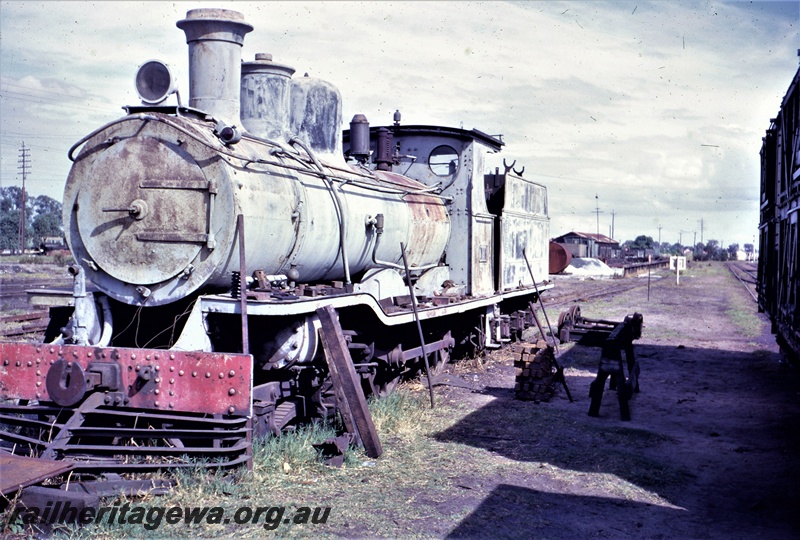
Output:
[[513, 341, 556, 403]]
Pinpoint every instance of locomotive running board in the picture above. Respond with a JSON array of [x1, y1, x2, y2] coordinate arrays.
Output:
[[200, 281, 555, 327]]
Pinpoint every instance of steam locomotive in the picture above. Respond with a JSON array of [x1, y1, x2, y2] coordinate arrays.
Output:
[[0, 8, 552, 471], [758, 59, 800, 363]]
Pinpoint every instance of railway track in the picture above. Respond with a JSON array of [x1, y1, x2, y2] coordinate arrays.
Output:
[[0, 311, 49, 338], [0, 277, 71, 312], [0, 280, 66, 338], [541, 277, 652, 310], [726, 261, 758, 303], [0, 280, 57, 299]]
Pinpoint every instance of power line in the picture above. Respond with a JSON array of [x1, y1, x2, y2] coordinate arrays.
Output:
[[0, 90, 100, 110], [1, 131, 79, 141], [0, 85, 118, 106], [1, 81, 106, 100], [0, 142, 66, 153]]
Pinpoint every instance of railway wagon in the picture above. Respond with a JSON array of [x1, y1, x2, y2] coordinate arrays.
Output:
[[0, 8, 553, 473], [758, 59, 800, 362]]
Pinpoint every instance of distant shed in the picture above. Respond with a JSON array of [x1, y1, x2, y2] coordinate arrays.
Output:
[[552, 232, 620, 261]]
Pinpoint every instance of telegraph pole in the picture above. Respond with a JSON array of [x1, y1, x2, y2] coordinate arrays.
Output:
[[610, 210, 616, 239], [657, 225, 662, 246], [18, 142, 30, 255], [593, 194, 604, 237], [699, 218, 704, 245]]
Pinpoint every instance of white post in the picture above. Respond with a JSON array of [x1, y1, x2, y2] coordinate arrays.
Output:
[[671, 255, 685, 285]]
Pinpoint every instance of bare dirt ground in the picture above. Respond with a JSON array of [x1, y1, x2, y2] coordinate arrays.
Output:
[[2, 262, 799, 539], [434, 263, 800, 539]]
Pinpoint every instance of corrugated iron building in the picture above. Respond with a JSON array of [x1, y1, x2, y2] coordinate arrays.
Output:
[[552, 232, 620, 261]]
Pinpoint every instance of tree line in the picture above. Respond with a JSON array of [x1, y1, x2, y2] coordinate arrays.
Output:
[[1, 189, 759, 263], [623, 235, 754, 261], [0, 187, 63, 252]]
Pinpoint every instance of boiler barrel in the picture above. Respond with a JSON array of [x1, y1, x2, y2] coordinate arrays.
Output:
[[64, 114, 450, 306]]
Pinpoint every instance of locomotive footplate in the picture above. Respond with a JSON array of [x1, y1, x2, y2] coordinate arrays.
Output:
[[0, 343, 253, 471]]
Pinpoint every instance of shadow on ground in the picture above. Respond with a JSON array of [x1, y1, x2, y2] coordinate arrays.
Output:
[[446, 483, 684, 539], [435, 342, 800, 539]]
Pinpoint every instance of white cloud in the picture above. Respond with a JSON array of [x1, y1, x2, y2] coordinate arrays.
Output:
[[0, 0, 797, 248]]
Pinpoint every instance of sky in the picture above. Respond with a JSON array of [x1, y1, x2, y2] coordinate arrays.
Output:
[[1, 0, 798, 250]]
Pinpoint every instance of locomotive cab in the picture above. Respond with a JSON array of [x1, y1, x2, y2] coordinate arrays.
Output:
[[343, 124, 550, 298]]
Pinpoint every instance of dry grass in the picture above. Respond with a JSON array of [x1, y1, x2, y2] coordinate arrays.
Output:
[[5, 394, 692, 538], [6, 261, 763, 538]]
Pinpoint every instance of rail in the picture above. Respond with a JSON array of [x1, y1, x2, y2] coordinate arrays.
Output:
[[543, 280, 647, 310], [726, 261, 758, 303], [0, 311, 49, 338]]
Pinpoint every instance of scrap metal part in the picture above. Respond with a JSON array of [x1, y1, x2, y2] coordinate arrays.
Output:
[[0, 454, 74, 497], [557, 305, 643, 420]]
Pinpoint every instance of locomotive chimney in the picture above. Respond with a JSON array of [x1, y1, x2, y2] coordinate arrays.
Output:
[[176, 8, 253, 125]]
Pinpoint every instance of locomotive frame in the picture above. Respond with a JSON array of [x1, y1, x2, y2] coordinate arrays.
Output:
[[0, 8, 553, 475], [758, 60, 800, 363]]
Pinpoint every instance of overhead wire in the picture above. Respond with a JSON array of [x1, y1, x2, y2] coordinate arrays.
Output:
[[4, 84, 621, 192], [0, 83, 120, 113]]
